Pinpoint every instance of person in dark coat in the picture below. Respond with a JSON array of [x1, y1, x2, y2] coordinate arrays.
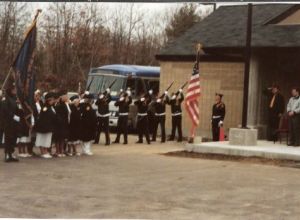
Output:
[[67, 95, 82, 156], [0, 90, 4, 148], [264, 85, 285, 141], [54, 91, 71, 157], [134, 90, 152, 144], [113, 88, 132, 145], [80, 92, 97, 155], [211, 93, 226, 142], [95, 88, 112, 145], [2, 83, 20, 162], [168, 90, 184, 142], [152, 90, 169, 143], [35, 92, 57, 158]]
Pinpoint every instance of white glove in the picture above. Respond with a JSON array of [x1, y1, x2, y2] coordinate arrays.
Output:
[[172, 95, 176, 100], [149, 90, 153, 95], [31, 116, 35, 126], [106, 88, 111, 93], [13, 115, 20, 122], [80, 99, 84, 103], [120, 89, 123, 93], [179, 89, 183, 93], [218, 121, 223, 127], [141, 97, 145, 102], [84, 91, 89, 95], [99, 94, 104, 99], [126, 90, 131, 97], [157, 98, 161, 103], [120, 97, 125, 101], [164, 91, 168, 95]]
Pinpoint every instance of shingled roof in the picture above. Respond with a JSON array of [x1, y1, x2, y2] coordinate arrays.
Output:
[[157, 4, 300, 58]]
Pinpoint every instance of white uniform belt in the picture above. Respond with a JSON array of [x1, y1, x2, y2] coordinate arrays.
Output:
[[137, 113, 147, 117], [212, 116, 222, 119], [155, 113, 166, 116], [119, 112, 129, 116], [99, 113, 110, 117], [172, 112, 182, 116]]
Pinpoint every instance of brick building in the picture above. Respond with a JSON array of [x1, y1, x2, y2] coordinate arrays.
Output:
[[156, 4, 300, 139]]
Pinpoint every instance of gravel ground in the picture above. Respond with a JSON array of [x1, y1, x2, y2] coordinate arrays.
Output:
[[0, 134, 300, 219]]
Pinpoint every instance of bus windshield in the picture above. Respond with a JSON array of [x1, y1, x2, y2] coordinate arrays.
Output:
[[87, 74, 125, 97]]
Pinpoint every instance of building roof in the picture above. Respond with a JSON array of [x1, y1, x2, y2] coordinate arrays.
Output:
[[157, 4, 300, 58]]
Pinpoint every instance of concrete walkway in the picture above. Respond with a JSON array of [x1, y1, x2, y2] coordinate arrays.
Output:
[[186, 141, 300, 161]]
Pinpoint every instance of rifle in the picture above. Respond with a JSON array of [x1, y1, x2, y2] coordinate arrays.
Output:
[[100, 79, 117, 96], [159, 81, 174, 99], [175, 81, 188, 96]]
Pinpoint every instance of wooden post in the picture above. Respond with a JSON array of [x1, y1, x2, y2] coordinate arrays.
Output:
[[242, 3, 253, 128]]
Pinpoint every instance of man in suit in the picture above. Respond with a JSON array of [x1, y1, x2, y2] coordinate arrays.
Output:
[[266, 84, 285, 142]]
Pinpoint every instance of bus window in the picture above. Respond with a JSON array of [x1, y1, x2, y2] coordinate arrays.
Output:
[[126, 78, 136, 96], [135, 78, 145, 97], [144, 79, 159, 95]]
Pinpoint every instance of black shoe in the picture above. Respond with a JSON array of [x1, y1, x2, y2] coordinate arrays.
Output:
[[113, 141, 120, 144], [161, 140, 165, 143], [5, 157, 19, 163], [151, 139, 156, 142], [105, 142, 110, 146], [177, 139, 183, 142], [167, 138, 174, 141], [136, 141, 143, 144], [147, 141, 151, 145], [288, 143, 295, 146], [123, 142, 128, 145]]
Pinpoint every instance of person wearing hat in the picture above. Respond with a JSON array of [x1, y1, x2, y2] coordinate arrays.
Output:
[[80, 92, 97, 155], [211, 93, 226, 141], [95, 88, 112, 146], [113, 88, 132, 145], [167, 89, 184, 142], [54, 90, 71, 157], [35, 92, 57, 158], [152, 90, 169, 143], [134, 90, 153, 144], [67, 95, 82, 156], [264, 84, 285, 142], [1, 83, 21, 162]]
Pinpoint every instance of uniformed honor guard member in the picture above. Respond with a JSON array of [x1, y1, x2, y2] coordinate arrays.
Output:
[[152, 90, 169, 143], [80, 92, 97, 155], [287, 87, 300, 146], [134, 90, 152, 144], [113, 88, 132, 145], [95, 88, 112, 145], [1, 83, 21, 162], [168, 89, 184, 142], [211, 93, 226, 141]]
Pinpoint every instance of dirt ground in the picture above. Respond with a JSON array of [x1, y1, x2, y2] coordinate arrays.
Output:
[[1, 134, 300, 219]]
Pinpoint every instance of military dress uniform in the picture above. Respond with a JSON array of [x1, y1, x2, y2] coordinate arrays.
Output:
[[114, 90, 132, 144], [134, 93, 152, 144], [95, 91, 112, 145], [152, 91, 169, 143], [1, 92, 21, 162], [168, 92, 184, 142], [211, 102, 226, 141]]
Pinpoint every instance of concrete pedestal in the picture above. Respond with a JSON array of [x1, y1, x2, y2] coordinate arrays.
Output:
[[229, 128, 258, 146]]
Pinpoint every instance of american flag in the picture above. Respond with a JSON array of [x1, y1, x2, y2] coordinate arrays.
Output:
[[185, 48, 201, 126]]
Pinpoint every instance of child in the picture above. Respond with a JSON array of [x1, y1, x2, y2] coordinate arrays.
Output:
[[80, 92, 97, 155], [35, 92, 56, 159], [68, 95, 81, 156]]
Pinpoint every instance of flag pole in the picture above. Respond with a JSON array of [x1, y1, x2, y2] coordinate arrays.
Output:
[[1, 67, 13, 91]]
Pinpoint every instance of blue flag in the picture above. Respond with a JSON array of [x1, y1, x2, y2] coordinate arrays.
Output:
[[12, 15, 38, 116]]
